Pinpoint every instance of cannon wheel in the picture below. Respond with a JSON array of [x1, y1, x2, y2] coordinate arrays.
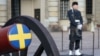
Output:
[[3, 16, 60, 56]]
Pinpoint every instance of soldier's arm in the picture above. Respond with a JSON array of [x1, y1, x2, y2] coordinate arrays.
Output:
[[79, 11, 83, 24], [67, 10, 77, 27]]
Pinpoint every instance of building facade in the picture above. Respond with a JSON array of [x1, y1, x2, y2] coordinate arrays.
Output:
[[0, 0, 99, 31]]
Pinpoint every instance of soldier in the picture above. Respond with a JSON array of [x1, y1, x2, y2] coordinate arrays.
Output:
[[67, 2, 83, 56]]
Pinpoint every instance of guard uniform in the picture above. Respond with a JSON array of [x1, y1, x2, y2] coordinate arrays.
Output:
[[67, 9, 83, 50]]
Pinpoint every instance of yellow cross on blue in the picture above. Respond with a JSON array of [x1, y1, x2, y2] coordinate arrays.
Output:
[[8, 24, 32, 49]]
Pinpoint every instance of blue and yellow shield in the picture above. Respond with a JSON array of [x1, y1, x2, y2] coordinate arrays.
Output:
[[8, 24, 32, 50]]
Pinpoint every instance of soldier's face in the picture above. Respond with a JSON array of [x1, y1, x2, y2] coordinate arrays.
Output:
[[73, 5, 78, 10]]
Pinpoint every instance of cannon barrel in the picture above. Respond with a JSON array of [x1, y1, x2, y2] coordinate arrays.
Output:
[[0, 23, 32, 54]]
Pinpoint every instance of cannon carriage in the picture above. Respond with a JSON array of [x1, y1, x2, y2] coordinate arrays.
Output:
[[0, 16, 60, 56]]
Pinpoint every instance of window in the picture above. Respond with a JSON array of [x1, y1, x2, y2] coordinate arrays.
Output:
[[60, 0, 69, 20], [11, 0, 21, 17], [86, 0, 92, 14]]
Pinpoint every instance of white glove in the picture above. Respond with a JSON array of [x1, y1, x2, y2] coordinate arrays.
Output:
[[77, 24, 82, 30]]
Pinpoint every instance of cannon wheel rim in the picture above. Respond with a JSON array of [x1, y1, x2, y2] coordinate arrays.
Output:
[[3, 16, 60, 56]]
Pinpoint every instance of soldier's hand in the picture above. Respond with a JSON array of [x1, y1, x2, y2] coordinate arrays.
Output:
[[77, 24, 82, 30]]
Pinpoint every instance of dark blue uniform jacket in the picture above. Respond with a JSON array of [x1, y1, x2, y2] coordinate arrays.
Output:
[[67, 9, 83, 28], [67, 9, 83, 41]]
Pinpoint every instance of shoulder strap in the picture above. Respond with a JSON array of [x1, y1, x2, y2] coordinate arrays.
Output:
[[71, 9, 75, 19], [72, 9, 74, 14]]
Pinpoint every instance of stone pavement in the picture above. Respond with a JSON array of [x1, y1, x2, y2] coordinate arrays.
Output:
[[27, 29, 100, 56]]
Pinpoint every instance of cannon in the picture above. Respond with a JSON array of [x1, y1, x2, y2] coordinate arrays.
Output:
[[1, 16, 60, 56], [0, 23, 32, 54]]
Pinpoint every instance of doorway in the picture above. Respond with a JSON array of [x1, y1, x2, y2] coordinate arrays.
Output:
[[34, 9, 40, 21]]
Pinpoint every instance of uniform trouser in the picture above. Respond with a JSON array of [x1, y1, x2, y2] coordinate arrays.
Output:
[[69, 40, 80, 50]]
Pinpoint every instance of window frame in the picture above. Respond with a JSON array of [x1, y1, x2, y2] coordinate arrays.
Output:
[[60, 0, 69, 20]]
